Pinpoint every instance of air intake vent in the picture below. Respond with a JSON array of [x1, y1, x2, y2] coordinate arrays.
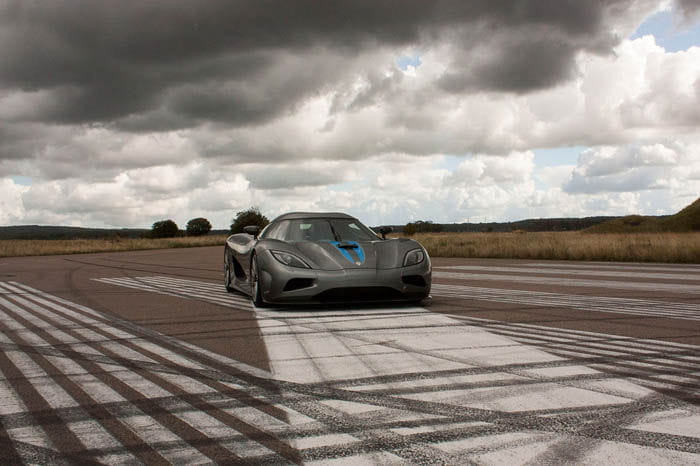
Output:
[[283, 278, 315, 292], [402, 275, 426, 287], [313, 287, 403, 303]]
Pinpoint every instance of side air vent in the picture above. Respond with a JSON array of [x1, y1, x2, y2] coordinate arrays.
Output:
[[283, 278, 315, 292], [232, 258, 246, 279], [402, 275, 426, 287]]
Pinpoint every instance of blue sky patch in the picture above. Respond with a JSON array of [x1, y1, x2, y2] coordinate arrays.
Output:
[[397, 54, 422, 70], [11, 176, 32, 186], [632, 9, 700, 52], [533, 146, 585, 168]]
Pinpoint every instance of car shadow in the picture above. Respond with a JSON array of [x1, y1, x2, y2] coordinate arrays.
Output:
[[255, 297, 431, 313]]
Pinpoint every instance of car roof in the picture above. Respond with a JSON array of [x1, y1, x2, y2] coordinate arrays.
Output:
[[271, 212, 356, 222]]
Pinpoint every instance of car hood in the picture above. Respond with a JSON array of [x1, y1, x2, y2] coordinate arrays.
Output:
[[292, 238, 423, 271]]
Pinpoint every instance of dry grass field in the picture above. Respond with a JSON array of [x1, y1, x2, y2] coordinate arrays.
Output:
[[413, 231, 700, 263], [2, 231, 699, 263], [0, 235, 228, 258]]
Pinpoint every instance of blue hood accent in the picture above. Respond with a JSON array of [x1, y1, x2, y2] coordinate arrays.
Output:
[[330, 241, 365, 264]]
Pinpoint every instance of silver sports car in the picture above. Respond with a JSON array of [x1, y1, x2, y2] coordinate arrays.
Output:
[[224, 212, 431, 306]]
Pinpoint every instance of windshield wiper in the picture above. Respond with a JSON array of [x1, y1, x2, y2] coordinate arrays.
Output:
[[328, 222, 341, 241]]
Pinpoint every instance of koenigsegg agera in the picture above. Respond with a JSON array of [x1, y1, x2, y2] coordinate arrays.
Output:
[[223, 212, 431, 306]]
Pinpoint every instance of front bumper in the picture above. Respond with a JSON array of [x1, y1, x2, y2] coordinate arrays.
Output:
[[258, 252, 431, 304]]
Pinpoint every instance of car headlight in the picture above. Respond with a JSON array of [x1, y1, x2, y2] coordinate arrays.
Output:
[[403, 248, 425, 267], [271, 250, 311, 269]]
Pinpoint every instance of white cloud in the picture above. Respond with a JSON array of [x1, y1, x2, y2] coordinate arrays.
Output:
[[0, 178, 27, 225], [535, 165, 576, 187], [564, 140, 697, 194], [1, 5, 699, 228]]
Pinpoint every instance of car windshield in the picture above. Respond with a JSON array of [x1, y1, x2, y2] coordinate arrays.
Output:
[[283, 218, 379, 242]]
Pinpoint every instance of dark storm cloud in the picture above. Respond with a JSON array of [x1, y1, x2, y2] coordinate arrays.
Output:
[[437, 28, 583, 93], [676, 0, 700, 23], [0, 124, 68, 164], [0, 0, 639, 131]]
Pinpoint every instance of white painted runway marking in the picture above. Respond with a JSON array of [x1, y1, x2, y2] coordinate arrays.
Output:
[[92, 274, 700, 463], [432, 283, 700, 321], [436, 265, 700, 281], [433, 270, 700, 294], [522, 262, 700, 274], [95, 274, 700, 321]]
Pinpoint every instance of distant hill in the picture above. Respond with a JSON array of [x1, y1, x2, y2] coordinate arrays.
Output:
[[0, 225, 150, 240], [443, 216, 619, 233], [381, 216, 620, 234], [5, 200, 697, 240], [0, 225, 231, 240], [586, 197, 700, 233]]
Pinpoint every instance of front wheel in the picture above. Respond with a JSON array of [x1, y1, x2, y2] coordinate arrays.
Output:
[[250, 255, 268, 308]]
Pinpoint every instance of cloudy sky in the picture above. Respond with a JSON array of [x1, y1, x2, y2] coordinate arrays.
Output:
[[1, 0, 699, 228]]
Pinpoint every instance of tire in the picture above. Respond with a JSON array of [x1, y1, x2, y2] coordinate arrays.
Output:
[[250, 254, 268, 308], [224, 249, 235, 292]]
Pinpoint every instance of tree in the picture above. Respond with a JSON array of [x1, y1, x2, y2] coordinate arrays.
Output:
[[403, 220, 442, 236], [151, 219, 179, 238], [403, 223, 417, 236], [230, 207, 269, 234], [186, 217, 212, 236]]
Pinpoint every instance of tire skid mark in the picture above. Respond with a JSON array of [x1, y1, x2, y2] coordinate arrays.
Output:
[[2, 284, 307, 462], [0, 301, 125, 464], [253, 312, 460, 463], [171, 274, 697, 456], [4, 332, 695, 415], [272, 314, 700, 402], [23, 276, 700, 461], [443, 316, 700, 400], [268, 311, 443, 386], [0, 435, 80, 465], [0, 359, 58, 464], [525, 393, 688, 463], [0, 284, 298, 462], [104, 279, 700, 402], [257, 350, 699, 450], [311, 328, 698, 404], [6, 280, 464, 462], [282, 394, 460, 464], [9, 281, 281, 409], [480, 330, 700, 377], [0, 284, 218, 464], [266, 318, 640, 407], [2, 282, 300, 464], [98, 276, 700, 403]]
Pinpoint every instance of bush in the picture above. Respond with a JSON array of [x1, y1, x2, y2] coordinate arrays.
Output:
[[186, 217, 212, 236], [623, 215, 645, 226], [404, 223, 417, 236], [404, 220, 442, 236], [230, 207, 270, 234], [151, 219, 179, 238]]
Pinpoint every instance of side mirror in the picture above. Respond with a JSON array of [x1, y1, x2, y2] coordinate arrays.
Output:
[[379, 226, 393, 240], [243, 225, 260, 239]]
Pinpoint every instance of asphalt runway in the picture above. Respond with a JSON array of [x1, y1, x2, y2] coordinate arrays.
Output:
[[0, 247, 698, 464]]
